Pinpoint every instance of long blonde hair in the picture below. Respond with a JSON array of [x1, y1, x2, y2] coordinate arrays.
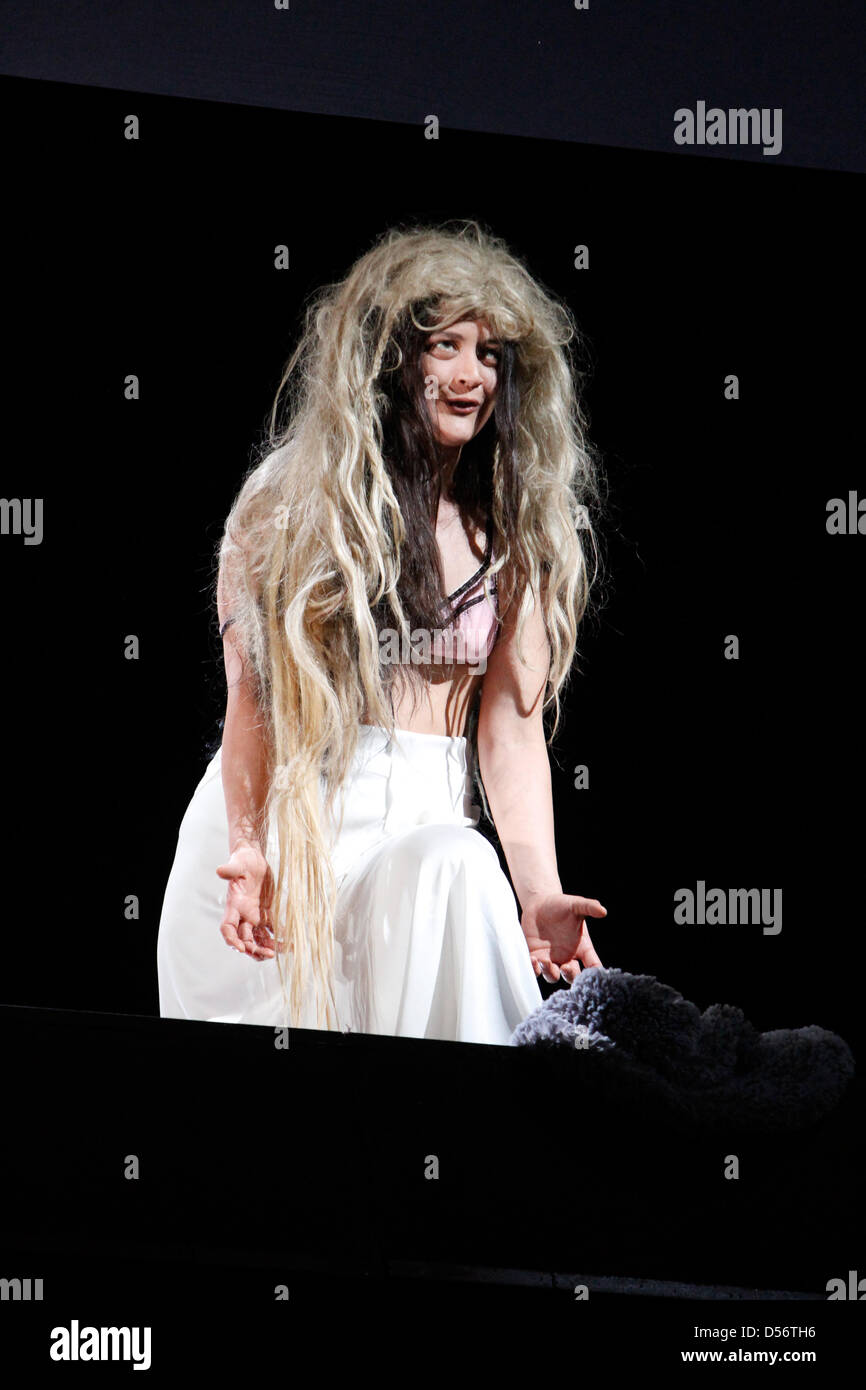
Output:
[[217, 220, 605, 1029]]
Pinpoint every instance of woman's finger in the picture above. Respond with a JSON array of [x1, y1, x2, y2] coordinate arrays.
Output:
[[220, 901, 257, 953], [571, 897, 607, 920], [253, 922, 275, 951], [219, 920, 244, 951], [533, 955, 561, 983]]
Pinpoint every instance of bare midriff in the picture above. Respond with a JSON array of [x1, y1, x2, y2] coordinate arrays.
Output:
[[360, 662, 485, 739], [359, 498, 493, 738]]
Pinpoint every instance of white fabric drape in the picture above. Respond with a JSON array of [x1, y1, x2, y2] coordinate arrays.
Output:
[[157, 723, 541, 1043]]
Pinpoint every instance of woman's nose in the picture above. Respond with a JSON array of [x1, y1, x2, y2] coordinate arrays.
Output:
[[453, 355, 483, 389]]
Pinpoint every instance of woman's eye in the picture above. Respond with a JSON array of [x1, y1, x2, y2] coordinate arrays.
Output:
[[427, 339, 500, 362]]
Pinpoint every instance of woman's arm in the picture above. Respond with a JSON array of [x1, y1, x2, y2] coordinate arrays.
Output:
[[215, 563, 275, 959], [476, 586, 561, 912], [217, 565, 270, 853], [477, 581, 607, 983]]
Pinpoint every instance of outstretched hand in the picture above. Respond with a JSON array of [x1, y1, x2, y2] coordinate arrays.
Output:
[[520, 892, 607, 985], [217, 843, 276, 961]]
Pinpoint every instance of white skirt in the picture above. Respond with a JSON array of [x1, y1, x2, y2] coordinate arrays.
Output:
[[156, 723, 542, 1044]]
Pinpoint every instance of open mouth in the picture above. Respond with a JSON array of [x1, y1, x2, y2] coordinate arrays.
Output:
[[446, 401, 480, 414]]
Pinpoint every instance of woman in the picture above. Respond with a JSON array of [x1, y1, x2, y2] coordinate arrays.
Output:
[[157, 220, 608, 1043]]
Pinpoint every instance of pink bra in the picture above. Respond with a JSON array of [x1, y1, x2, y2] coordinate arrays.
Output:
[[430, 521, 500, 666], [218, 521, 502, 668]]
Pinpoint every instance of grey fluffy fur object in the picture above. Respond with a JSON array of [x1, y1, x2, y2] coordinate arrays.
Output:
[[510, 967, 855, 1132]]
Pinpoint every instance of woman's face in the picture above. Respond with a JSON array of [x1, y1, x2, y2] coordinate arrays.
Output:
[[420, 318, 500, 455]]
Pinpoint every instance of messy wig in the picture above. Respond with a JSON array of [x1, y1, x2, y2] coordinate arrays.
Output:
[[217, 220, 605, 1031]]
